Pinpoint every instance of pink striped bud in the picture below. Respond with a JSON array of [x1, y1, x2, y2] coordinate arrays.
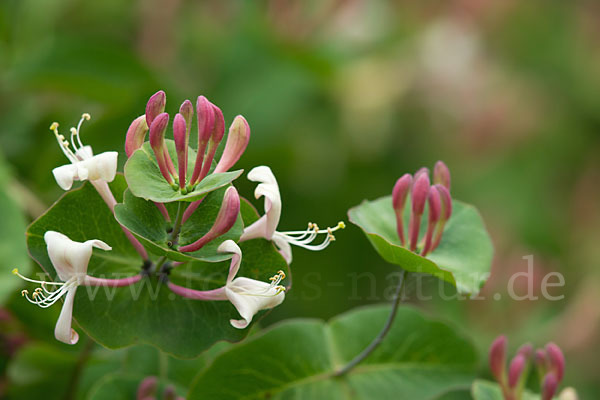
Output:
[[408, 172, 430, 251], [421, 186, 441, 256], [433, 160, 451, 189], [191, 96, 215, 185], [546, 342, 565, 382], [392, 174, 412, 246], [508, 354, 526, 388], [136, 376, 157, 400], [145, 90, 166, 126], [125, 115, 149, 157], [489, 335, 507, 384], [542, 372, 558, 400], [178, 186, 240, 253], [173, 113, 188, 191], [215, 115, 251, 173], [149, 113, 173, 184]]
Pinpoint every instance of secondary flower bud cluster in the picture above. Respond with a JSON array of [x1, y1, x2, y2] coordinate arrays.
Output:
[[489, 335, 566, 400], [392, 161, 452, 256]]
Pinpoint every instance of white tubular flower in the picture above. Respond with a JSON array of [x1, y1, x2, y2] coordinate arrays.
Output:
[[239, 166, 344, 263], [13, 231, 112, 344], [218, 240, 285, 329], [50, 113, 118, 190]]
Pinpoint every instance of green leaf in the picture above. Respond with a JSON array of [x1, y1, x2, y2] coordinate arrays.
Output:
[[124, 140, 242, 203], [25, 175, 289, 358], [471, 380, 541, 400], [189, 305, 478, 399], [114, 187, 243, 263], [348, 196, 493, 294]]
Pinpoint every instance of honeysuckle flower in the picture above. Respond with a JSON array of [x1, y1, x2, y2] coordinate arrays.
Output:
[[239, 166, 344, 264], [168, 240, 285, 329], [178, 186, 240, 253], [392, 161, 453, 257], [50, 113, 118, 191], [13, 231, 141, 345]]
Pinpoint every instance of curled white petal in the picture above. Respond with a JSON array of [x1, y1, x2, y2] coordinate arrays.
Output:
[[44, 231, 112, 282], [80, 151, 118, 183], [272, 233, 293, 264], [225, 278, 285, 329], [54, 287, 79, 345], [52, 164, 79, 190], [241, 166, 281, 241]]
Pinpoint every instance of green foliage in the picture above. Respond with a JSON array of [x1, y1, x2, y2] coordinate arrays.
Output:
[[25, 175, 289, 358], [124, 140, 242, 203], [348, 196, 493, 294], [189, 305, 477, 399], [471, 380, 541, 400]]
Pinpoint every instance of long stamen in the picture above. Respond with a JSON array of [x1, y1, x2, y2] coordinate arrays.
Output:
[[237, 270, 287, 297], [12, 268, 65, 287], [278, 221, 344, 251], [50, 122, 78, 163]]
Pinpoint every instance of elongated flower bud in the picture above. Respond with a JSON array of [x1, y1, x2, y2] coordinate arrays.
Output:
[[433, 160, 451, 189], [489, 335, 507, 384], [136, 376, 157, 400], [179, 186, 240, 253], [546, 342, 565, 381], [179, 99, 194, 132], [508, 354, 526, 388], [173, 113, 188, 190], [149, 113, 173, 184], [542, 372, 558, 400], [215, 115, 251, 173], [431, 184, 452, 251], [125, 115, 148, 157], [422, 186, 441, 256], [392, 174, 412, 246], [191, 96, 215, 185], [414, 167, 429, 181], [408, 172, 430, 251], [197, 104, 225, 181], [535, 349, 548, 373], [145, 90, 166, 126], [517, 343, 533, 359]]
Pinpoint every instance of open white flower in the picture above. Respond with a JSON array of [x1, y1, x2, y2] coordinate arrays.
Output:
[[13, 231, 112, 344], [218, 240, 286, 329], [239, 166, 344, 263], [50, 113, 118, 190]]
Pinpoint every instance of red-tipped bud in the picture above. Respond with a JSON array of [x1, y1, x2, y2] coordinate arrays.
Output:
[[136, 376, 158, 400], [145, 90, 166, 126], [421, 186, 441, 256], [392, 174, 412, 246], [408, 173, 430, 251], [414, 167, 429, 181], [433, 160, 451, 190], [542, 372, 558, 400], [545, 342, 565, 382], [125, 115, 148, 157], [196, 96, 214, 144], [179, 99, 194, 130], [489, 335, 507, 384], [215, 115, 251, 173], [517, 343, 534, 360], [149, 113, 173, 184], [508, 354, 527, 388], [211, 104, 225, 144], [178, 187, 240, 253], [173, 113, 188, 190]]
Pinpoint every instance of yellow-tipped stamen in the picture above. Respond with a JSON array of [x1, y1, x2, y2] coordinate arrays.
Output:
[[51, 113, 93, 163]]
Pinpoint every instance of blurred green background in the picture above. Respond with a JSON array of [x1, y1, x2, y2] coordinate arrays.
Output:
[[1, 0, 599, 398]]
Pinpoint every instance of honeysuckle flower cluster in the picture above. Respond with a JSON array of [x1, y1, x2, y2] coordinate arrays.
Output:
[[489, 335, 567, 400], [13, 90, 343, 345], [392, 161, 452, 256]]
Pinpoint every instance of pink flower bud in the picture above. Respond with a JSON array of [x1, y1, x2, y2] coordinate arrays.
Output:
[[191, 96, 215, 185], [125, 115, 149, 157], [392, 174, 412, 246], [178, 186, 240, 253], [431, 184, 452, 251], [517, 343, 533, 359], [535, 349, 548, 372], [173, 113, 188, 190], [149, 113, 173, 184], [542, 372, 558, 400], [546, 342, 565, 382], [211, 104, 225, 144], [163, 385, 178, 400], [421, 186, 441, 256], [215, 115, 251, 173], [408, 172, 430, 251], [489, 335, 507, 384], [136, 376, 157, 400], [433, 160, 451, 189], [145, 90, 166, 126], [508, 354, 526, 388], [414, 167, 429, 181], [179, 99, 194, 131]]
